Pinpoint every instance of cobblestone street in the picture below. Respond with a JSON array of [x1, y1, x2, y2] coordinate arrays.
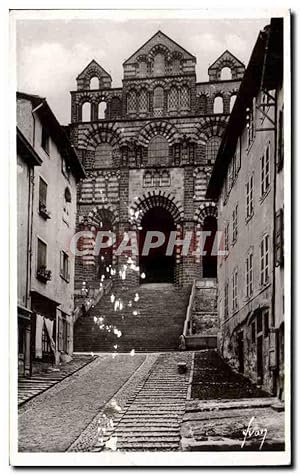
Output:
[[18, 350, 285, 453]]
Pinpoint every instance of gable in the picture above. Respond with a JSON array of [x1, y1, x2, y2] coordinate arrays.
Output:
[[123, 30, 196, 65], [208, 50, 245, 71], [77, 60, 112, 81]]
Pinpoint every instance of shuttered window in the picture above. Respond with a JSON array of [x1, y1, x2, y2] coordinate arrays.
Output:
[[37, 238, 47, 269], [275, 208, 284, 267]]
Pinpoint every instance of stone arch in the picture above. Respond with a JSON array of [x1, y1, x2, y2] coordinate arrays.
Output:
[[78, 123, 123, 150], [196, 116, 228, 145], [194, 202, 218, 225], [148, 44, 172, 63], [88, 204, 119, 227], [137, 120, 180, 147], [129, 191, 184, 227]]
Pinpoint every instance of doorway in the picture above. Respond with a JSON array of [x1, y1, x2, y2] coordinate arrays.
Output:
[[139, 206, 176, 283]]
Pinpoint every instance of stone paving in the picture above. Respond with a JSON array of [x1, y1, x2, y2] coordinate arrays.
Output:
[[18, 353, 146, 452], [18, 349, 285, 453], [18, 355, 95, 406], [181, 350, 285, 451]]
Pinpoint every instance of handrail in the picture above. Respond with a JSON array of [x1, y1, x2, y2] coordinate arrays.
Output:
[[73, 280, 113, 323], [183, 279, 196, 337]]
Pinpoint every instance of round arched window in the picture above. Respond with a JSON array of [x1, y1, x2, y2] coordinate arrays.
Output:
[[148, 135, 169, 166]]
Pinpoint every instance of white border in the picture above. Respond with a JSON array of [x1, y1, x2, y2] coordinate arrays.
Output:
[[8, 7, 292, 468]]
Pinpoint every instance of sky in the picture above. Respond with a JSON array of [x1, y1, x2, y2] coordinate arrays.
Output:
[[15, 14, 269, 125]]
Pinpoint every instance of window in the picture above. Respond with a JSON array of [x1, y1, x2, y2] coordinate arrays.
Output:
[[127, 90, 137, 113], [42, 324, 52, 355], [180, 86, 190, 110], [90, 77, 99, 89], [39, 177, 47, 209], [63, 187, 71, 225], [213, 96, 223, 114], [62, 158, 70, 180], [275, 208, 284, 267], [60, 251, 70, 282], [224, 223, 229, 254], [232, 204, 238, 244], [224, 281, 229, 318], [41, 126, 50, 154], [260, 234, 270, 286], [261, 143, 270, 196], [37, 238, 47, 270], [277, 108, 284, 171], [139, 89, 148, 113], [94, 143, 113, 168], [37, 238, 51, 282], [153, 87, 164, 111], [153, 53, 165, 76], [246, 175, 254, 219], [206, 136, 221, 165], [148, 136, 169, 166], [263, 310, 269, 337], [221, 67, 232, 80], [168, 87, 178, 111], [246, 251, 254, 298], [232, 270, 238, 311], [98, 101, 107, 119], [81, 102, 91, 122]]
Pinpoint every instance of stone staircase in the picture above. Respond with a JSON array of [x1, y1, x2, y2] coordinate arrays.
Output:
[[74, 283, 189, 353]]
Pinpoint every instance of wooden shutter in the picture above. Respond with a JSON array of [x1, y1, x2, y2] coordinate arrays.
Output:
[[275, 209, 284, 266]]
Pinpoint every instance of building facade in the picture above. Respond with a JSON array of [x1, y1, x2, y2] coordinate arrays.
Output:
[[68, 31, 245, 295], [17, 92, 85, 375], [206, 19, 284, 396]]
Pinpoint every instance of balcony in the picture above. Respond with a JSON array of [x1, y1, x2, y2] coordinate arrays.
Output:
[[36, 266, 52, 283], [39, 202, 51, 220]]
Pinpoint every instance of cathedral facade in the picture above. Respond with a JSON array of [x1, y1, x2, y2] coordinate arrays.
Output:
[[68, 31, 245, 292]]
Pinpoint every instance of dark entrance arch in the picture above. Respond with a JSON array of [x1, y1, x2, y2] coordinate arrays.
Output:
[[202, 215, 217, 278], [139, 206, 176, 283]]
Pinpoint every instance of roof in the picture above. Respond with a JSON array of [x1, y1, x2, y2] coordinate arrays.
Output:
[[17, 127, 42, 166], [76, 59, 112, 81], [206, 19, 283, 200], [208, 49, 245, 70], [123, 30, 196, 65], [17, 92, 86, 181]]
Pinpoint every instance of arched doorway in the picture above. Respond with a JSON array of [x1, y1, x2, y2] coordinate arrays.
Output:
[[139, 206, 176, 283], [202, 215, 217, 278]]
